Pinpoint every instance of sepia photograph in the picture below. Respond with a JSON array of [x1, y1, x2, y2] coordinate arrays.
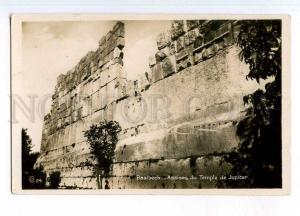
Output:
[[11, 14, 290, 194]]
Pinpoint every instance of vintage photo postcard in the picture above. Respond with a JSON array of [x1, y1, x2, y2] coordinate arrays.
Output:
[[11, 14, 290, 195]]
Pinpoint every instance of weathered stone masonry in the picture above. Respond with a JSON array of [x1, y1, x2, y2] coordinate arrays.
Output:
[[35, 20, 259, 189]]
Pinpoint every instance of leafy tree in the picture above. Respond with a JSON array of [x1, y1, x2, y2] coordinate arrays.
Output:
[[223, 20, 282, 188], [84, 120, 122, 189], [22, 128, 46, 189], [31, 165, 47, 189], [48, 171, 61, 189]]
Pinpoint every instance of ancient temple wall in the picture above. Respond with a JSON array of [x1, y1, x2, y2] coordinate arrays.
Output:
[[36, 20, 260, 189]]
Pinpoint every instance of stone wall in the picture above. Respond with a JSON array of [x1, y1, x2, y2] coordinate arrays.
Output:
[[35, 20, 259, 189]]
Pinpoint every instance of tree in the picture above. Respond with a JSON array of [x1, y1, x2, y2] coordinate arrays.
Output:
[[22, 128, 46, 189], [223, 20, 282, 188], [48, 171, 61, 189], [84, 120, 122, 189]]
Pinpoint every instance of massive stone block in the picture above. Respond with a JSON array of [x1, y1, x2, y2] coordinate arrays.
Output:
[[113, 21, 125, 38], [184, 28, 200, 46], [161, 55, 176, 77], [175, 36, 185, 53], [170, 20, 185, 41], [156, 31, 171, 50], [155, 50, 167, 62], [148, 55, 156, 68], [150, 63, 164, 83], [186, 20, 200, 30]]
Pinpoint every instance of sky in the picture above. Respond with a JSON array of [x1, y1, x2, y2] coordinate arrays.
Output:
[[20, 20, 170, 152]]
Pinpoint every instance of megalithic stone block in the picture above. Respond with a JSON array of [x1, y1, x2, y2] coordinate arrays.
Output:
[[155, 50, 167, 62], [57, 74, 65, 85], [215, 39, 225, 51], [106, 63, 122, 83], [44, 113, 51, 121], [89, 60, 96, 71], [103, 51, 114, 65], [162, 55, 176, 77], [194, 50, 203, 64], [92, 76, 100, 93], [103, 59, 114, 72], [98, 59, 104, 68], [106, 79, 118, 105], [204, 30, 216, 44], [115, 78, 128, 99], [215, 22, 229, 38], [83, 66, 91, 80], [170, 20, 185, 41], [193, 33, 204, 49], [126, 80, 135, 97], [95, 49, 101, 61], [108, 39, 116, 54], [91, 65, 98, 74], [186, 45, 195, 67], [100, 68, 109, 87], [186, 20, 200, 31], [160, 46, 171, 57], [113, 22, 122, 32], [113, 22, 125, 38], [210, 44, 218, 56], [65, 116, 71, 126], [222, 33, 232, 46], [148, 55, 156, 68], [202, 45, 217, 60], [98, 86, 108, 110], [98, 36, 106, 47], [175, 49, 188, 62], [138, 74, 150, 92], [106, 30, 113, 42], [98, 49, 104, 61], [156, 31, 170, 50], [151, 63, 164, 83], [175, 36, 185, 53], [87, 96, 93, 116], [113, 56, 123, 65], [169, 41, 176, 55], [71, 110, 77, 123], [176, 58, 187, 72], [200, 48, 208, 60], [104, 103, 114, 121], [186, 53, 195, 67], [91, 91, 99, 113], [113, 47, 122, 59], [77, 107, 82, 120], [175, 48, 194, 72], [102, 46, 109, 58], [145, 70, 151, 82], [81, 98, 88, 117], [184, 28, 200, 46], [116, 37, 125, 49]]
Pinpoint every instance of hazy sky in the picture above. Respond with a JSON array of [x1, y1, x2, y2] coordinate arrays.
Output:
[[21, 20, 170, 152]]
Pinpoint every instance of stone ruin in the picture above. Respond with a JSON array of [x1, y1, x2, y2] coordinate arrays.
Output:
[[35, 20, 259, 189]]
